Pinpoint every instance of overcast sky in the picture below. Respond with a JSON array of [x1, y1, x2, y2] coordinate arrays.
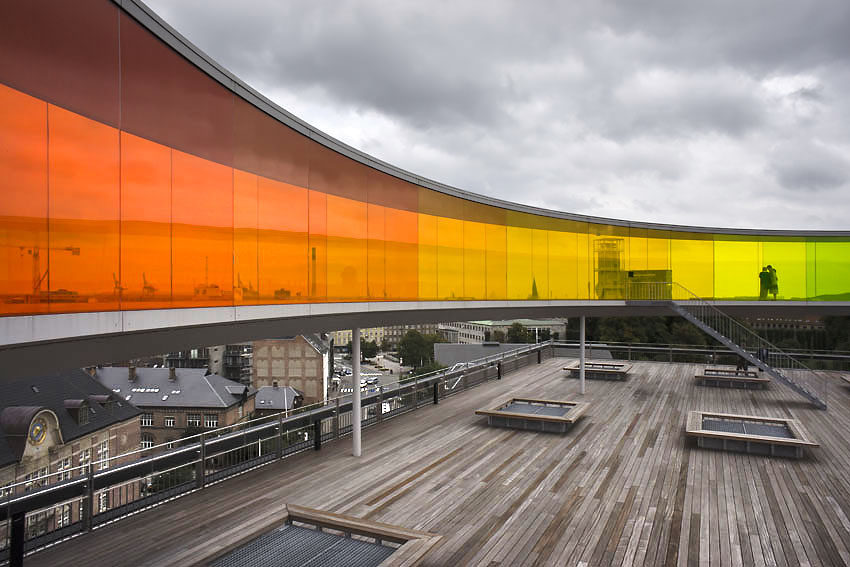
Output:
[[145, 0, 850, 230]]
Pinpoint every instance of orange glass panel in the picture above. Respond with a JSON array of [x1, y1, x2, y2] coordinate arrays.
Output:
[[327, 195, 367, 300], [437, 216, 464, 299], [0, 85, 48, 314], [258, 177, 308, 302], [418, 213, 437, 300], [385, 208, 418, 300], [308, 190, 328, 302], [234, 169, 259, 305], [171, 150, 233, 307], [464, 221, 486, 300], [367, 203, 386, 299], [485, 223, 507, 300], [120, 132, 171, 310], [47, 105, 119, 313]]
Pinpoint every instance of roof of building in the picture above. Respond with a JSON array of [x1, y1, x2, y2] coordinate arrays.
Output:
[[95, 368, 255, 409], [470, 319, 568, 327], [0, 369, 141, 468], [255, 385, 304, 411]]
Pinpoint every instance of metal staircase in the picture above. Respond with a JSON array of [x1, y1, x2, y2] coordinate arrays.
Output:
[[629, 282, 828, 409]]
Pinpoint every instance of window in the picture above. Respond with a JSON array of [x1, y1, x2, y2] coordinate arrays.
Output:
[[140, 413, 153, 427], [26, 511, 48, 538], [78, 404, 89, 425], [57, 457, 72, 482], [187, 414, 201, 427], [79, 448, 91, 473], [97, 440, 109, 471], [204, 414, 218, 428], [140, 434, 154, 450], [164, 416, 175, 427], [166, 439, 176, 449], [24, 467, 48, 492], [56, 504, 71, 528], [1, 482, 12, 498], [97, 491, 109, 513]]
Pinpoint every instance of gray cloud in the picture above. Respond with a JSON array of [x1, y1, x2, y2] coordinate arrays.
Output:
[[146, 0, 850, 229]]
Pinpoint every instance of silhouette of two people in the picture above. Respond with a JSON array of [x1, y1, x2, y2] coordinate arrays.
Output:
[[759, 265, 778, 300]]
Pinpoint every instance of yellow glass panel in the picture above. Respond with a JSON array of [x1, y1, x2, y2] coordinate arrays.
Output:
[[629, 228, 648, 271], [761, 239, 806, 300], [367, 203, 386, 299], [590, 225, 628, 299], [437, 216, 463, 299], [548, 221, 581, 300], [714, 238, 759, 300], [532, 229, 548, 299], [577, 227, 591, 299], [646, 230, 670, 272], [485, 223, 506, 300], [670, 234, 713, 299], [463, 220, 486, 300], [326, 194, 367, 300], [813, 241, 850, 300], [233, 169, 259, 305], [506, 225, 533, 300], [418, 213, 437, 300]]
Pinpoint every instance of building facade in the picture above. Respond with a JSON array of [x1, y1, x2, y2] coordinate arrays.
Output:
[[95, 367, 255, 450], [252, 335, 329, 406], [0, 370, 141, 540], [438, 319, 568, 344]]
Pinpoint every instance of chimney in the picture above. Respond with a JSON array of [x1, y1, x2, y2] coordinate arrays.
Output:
[[169, 367, 177, 381], [87, 366, 96, 377], [128, 366, 137, 381], [273, 381, 278, 389]]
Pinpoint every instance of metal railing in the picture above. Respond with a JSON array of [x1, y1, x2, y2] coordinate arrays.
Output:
[[0, 341, 553, 564], [629, 281, 829, 408]]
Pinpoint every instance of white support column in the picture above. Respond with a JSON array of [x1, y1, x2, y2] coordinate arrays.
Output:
[[579, 316, 586, 395], [352, 327, 362, 457]]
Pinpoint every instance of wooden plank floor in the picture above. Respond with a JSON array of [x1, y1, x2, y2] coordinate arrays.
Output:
[[26, 360, 850, 566]]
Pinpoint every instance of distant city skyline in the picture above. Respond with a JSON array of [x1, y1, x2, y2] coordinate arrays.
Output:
[[147, 0, 850, 230]]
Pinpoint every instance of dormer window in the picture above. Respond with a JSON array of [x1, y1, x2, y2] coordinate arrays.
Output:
[[64, 399, 89, 426]]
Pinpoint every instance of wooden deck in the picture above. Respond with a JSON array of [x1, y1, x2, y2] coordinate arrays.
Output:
[[26, 359, 850, 566]]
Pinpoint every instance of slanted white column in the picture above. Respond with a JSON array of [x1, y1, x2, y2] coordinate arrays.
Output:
[[352, 327, 362, 457], [579, 316, 586, 395]]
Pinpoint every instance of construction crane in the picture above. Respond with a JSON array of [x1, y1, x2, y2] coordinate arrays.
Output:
[[17, 245, 80, 297]]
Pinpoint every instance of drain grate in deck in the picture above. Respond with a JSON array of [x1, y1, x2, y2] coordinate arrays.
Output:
[[501, 401, 572, 417], [702, 418, 793, 439], [211, 524, 395, 567]]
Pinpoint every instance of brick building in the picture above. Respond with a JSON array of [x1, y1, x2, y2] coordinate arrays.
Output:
[[95, 367, 255, 450], [252, 336, 329, 406], [0, 370, 141, 540]]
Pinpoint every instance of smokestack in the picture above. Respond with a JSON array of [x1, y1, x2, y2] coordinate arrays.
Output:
[[128, 366, 137, 381], [169, 367, 177, 381]]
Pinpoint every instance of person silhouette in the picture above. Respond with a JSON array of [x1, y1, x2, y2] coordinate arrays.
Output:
[[758, 267, 770, 300], [767, 265, 778, 300]]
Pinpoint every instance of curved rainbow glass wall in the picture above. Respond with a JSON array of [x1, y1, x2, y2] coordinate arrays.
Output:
[[1, 1, 848, 318]]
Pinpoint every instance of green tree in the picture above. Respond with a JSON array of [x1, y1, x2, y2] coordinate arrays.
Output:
[[492, 329, 506, 342], [507, 322, 531, 343], [361, 339, 379, 360], [399, 330, 429, 367]]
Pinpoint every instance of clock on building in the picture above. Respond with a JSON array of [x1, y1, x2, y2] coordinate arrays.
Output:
[[29, 417, 48, 445]]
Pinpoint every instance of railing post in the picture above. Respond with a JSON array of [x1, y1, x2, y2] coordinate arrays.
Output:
[[537, 349, 541, 364], [313, 420, 322, 451], [276, 415, 283, 459], [334, 398, 340, 439], [195, 433, 206, 490], [9, 511, 24, 567], [628, 344, 631, 361], [497, 362, 502, 380], [669, 346, 673, 363], [433, 381, 439, 404], [378, 388, 384, 423], [414, 376, 419, 408], [84, 463, 94, 532]]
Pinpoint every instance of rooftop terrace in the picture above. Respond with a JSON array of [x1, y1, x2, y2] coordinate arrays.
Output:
[[26, 358, 850, 566]]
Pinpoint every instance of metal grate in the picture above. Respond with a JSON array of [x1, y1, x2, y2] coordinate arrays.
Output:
[[210, 524, 395, 567], [702, 418, 793, 439], [501, 401, 572, 417]]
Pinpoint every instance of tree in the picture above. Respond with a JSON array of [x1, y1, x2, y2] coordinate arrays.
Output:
[[507, 322, 531, 343], [399, 330, 429, 368], [492, 330, 506, 342], [361, 339, 379, 360]]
